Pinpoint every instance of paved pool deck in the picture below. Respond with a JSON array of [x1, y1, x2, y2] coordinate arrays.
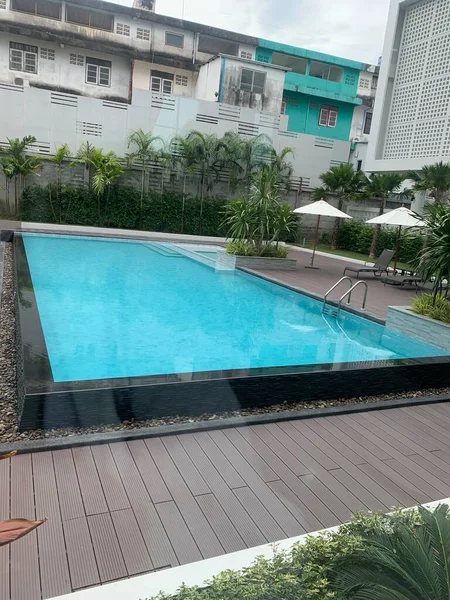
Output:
[[2, 401, 450, 600]]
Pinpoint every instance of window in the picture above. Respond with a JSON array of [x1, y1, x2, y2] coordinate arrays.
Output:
[[281, 98, 287, 114], [240, 51, 252, 60], [256, 53, 269, 63], [137, 27, 150, 41], [40, 47, 55, 60], [363, 112, 373, 135], [359, 76, 370, 90], [175, 74, 188, 86], [0, 0, 6, 9], [310, 61, 343, 83], [356, 160, 363, 172], [85, 57, 111, 86], [165, 32, 184, 48], [240, 68, 266, 94], [70, 53, 84, 66], [66, 5, 113, 31], [151, 75, 173, 95], [10, 0, 60, 18], [115, 22, 130, 36], [9, 42, 38, 73], [319, 105, 338, 128]]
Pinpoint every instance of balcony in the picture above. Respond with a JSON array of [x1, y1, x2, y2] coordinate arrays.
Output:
[[284, 72, 362, 105]]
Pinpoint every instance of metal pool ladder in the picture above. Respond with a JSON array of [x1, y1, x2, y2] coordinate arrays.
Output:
[[322, 276, 368, 318]]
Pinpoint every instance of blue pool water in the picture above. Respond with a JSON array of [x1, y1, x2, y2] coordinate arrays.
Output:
[[23, 233, 450, 383]]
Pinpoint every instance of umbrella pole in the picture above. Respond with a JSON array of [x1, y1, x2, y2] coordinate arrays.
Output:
[[394, 225, 401, 273], [306, 215, 321, 269]]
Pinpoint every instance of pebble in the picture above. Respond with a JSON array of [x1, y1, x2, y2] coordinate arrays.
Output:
[[1, 243, 450, 445]]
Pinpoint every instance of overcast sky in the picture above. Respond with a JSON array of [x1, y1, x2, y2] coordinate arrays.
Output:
[[111, 0, 391, 64]]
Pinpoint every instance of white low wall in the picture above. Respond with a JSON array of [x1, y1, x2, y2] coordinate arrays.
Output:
[[50, 496, 450, 600]]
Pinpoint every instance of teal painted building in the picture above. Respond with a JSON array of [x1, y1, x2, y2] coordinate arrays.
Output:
[[256, 41, 364, 142]]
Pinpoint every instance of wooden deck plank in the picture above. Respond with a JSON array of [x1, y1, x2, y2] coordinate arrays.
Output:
[[0, 457, 9, 600], [10, 454, 40, 600], [233, 487, 286, 541], [357, 463, 419, 507], [91, 444, 130, 512], [325, 416, 393, 461], [161, 436, 211, 496], [109, 442, 177, 570], [155, 501, 203, 565], [63, 517, 100, 590], [300, 473, 353, 523], [248, 424, 310, 476], [277, 422, 340, 471], [376, 408, 450, 452], [52, 449, 85, 521], [145, 437, 224, 559], [221, 429, 279, 483], [32, 452, 72, 599], [409, 406, 450, 440], [342, 414, 450, 497], [205, 430, 305, 536], [263, 423, 368, 515], [382, 459, 439, 501], [88, 513, 127, 583], [196, 493, 247, 553], [394, 409, 450, 448], [178, 433, 267, 548], [297, 419, 399, 509], [127, 440, 172, 504], [189, 431, 246, 489], [72, 447, 108, 516], [267, 480, 321, 532], [307, 418, 368, 465], [110, 509, 154, 576]]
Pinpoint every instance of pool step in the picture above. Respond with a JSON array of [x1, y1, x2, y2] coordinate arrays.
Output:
[[144, 242, 185, 258], [323, 304, 339, 318]]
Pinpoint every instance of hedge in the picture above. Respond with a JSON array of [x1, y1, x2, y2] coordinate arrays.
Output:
[[20, 184, 228, 237], [338, 220, 425, 264]]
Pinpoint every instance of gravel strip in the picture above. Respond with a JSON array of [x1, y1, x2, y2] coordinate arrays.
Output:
[[1, 242, 450, 445]]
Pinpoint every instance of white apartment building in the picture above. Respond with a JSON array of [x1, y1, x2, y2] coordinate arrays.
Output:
[[349, 64, 379, 172], [0, 0, 378, 195], [367, 0, 450, 176]]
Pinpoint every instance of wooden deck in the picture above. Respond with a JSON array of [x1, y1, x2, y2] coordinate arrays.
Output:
[[2, 401, 450, 599]]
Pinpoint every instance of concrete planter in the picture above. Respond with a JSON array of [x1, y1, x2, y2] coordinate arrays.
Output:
[[217, 252, 297, 271], [386, 305, 450, 350]]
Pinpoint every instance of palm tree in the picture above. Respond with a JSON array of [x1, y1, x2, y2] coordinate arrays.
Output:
[[170, 135, 197, 233], [365, 172, 405, 258], [184, 131, 227, 233], [126, 129, 163, 228], [71, 141, 97, 188], [0, 136, 41, 215], [269, 146, 294, 193], [408, 161, 450, 204], [248, 165, 282, 253], [48, 144, 71, 222], [319, 163, 367, 249], [332, 504, 450, 600], [411, 203, 450, 302], [91, 151, 124, 225]]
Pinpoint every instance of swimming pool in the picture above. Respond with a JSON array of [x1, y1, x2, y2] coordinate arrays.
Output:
[[21, 233, 449, 384]]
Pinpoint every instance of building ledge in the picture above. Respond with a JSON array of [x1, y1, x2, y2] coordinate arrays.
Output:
[[283, 81, 362, 105]]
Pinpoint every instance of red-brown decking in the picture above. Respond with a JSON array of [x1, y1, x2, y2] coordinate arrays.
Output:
[[250, 249, 420, 319], [2, 402, 450, 599]]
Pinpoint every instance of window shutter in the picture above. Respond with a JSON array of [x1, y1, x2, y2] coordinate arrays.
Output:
[[240, 68, 253, 92], [319, 107, 329, 126], [253, 71, 266, 94], [328, 109, 338, 127]]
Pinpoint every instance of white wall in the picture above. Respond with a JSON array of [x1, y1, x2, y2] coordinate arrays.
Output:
[[132, 60, 196, 98], [195, 58, 222, 102], [367, 0, 450, 173], [0, 33, 131, 100], [0, 84, 350, 190]]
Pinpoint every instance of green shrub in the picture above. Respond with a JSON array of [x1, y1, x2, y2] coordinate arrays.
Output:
[[411, 293, 450, 323], [226, 241, 257, 256], [20, 184, 228, 237], [259, 245, 289, 258], [150, 509, 439, 600], [338, 220, 424, 264]]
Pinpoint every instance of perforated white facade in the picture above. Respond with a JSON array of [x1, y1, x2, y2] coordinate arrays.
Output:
[[367, 0, 450, 172]]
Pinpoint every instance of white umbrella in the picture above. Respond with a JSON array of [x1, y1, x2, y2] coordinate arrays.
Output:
[[365, 206, 425, 271], [294, 199, 352, 268]]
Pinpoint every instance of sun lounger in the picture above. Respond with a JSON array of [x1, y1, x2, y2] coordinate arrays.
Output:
[[343, 249, 394, 279]]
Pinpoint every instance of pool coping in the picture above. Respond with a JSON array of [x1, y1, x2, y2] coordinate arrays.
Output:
[[14, 231, 450, 431], [2, 391, 450, 454]]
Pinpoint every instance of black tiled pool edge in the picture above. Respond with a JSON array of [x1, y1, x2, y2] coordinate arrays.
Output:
[[2, 392, 450, 454], [14, 233, 450, 431]]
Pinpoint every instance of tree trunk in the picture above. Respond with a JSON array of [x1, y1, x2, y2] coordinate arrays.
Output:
[[369, 199, 386, 258], [330, 199, 344, 250], [14, 177, 18, 216], [181, 175, 186, 234], [139, 168, 145, 229], [48, 185, 57, 223], [199, 175, 205, 235]]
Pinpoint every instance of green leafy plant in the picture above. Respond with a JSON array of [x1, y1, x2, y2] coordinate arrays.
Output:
[[331, 504, 450, 600], [47, 144, 71, 222], [317, 164, 367, 249], [411, 293, 450, 323], [226, 241, 257, 256], [408, 161, 450, 204]]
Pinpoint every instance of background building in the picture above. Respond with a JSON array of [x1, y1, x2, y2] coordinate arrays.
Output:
[[366, 0, 450, 210], [0, 0, 378, 203]]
